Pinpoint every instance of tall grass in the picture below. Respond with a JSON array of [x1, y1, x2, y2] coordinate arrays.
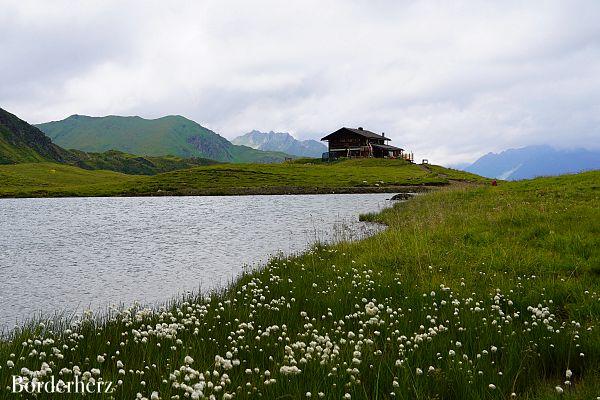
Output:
[[0, 171, 598, 399]]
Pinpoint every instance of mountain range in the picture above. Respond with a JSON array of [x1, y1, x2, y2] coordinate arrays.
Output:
[[232, 130, 326, 158], [0, 108, 219, 174], [37, 115, 292, 163], [464, 145, 600, 180]]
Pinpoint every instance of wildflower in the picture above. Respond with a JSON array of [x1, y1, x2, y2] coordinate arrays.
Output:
[[365, 302, 378, 316], [344, 394, 351, 399], [117, 360, 124, 368], [555, 386, 564, 394], [151, 392, 160, 400], [280, 365, 302, 375], [6, 360, 14, 368], [448, 350, 456, 356], [489, 384, 496, 390], [306, 392, 312, 398], [97, 355, 105, 363], [184, 356, 194, 365], [565, 369, 572, 379], [416, 368, 423, 376]]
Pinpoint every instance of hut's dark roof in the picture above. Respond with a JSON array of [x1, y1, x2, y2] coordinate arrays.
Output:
[[371, 143, 404, 151], [321, 127, 391, 141]]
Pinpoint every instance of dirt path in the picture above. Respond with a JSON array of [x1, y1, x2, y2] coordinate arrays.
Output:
[[418, 163, 449, 178]]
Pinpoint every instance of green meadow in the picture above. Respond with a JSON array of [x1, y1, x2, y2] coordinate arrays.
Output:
[[1, 170, 598, 399], [0, 159, 483, 198]]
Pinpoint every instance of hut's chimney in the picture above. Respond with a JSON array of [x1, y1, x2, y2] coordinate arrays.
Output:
[[358, 127, 363, 130], [382, 132, 385, 137]]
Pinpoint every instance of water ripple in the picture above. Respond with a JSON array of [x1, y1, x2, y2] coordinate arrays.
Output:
[[0, 193, 391, 329]]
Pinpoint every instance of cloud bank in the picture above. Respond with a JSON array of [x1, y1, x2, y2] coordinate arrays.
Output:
[[1, 0, 599, 164]]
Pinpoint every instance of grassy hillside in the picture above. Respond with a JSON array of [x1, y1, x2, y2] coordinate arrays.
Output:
[[0, 108, 222, 175], [122, 159, 456, 196], [37, 115, 294, 163], [69, 150, 219, 175], [0, 108, 74, 164], [0, 127, 46, 163], [0, 159, 484, 198], [1, 171, 597, 399]]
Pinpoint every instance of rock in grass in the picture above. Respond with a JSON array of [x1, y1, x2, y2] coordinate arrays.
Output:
[[390, 192, 415, 200]]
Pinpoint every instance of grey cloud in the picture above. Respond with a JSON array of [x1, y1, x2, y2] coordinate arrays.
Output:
[[1, 0, 599, 164]]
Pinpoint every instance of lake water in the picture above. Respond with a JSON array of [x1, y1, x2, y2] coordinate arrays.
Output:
[[0, 193, 392, 330]]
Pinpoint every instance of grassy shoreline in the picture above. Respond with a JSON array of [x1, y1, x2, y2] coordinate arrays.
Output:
[[1, 171, 598, 399], [0, 159, 485, 198], [0, 184, 437, 199]]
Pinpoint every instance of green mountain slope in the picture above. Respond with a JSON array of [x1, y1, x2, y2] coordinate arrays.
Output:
[[0, 107, 74, 164], [37, 115, 292, 163], [0, 108, 219, 175]]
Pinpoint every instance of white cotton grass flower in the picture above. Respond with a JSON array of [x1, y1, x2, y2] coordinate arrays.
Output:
[[365, 302, 378, 316], [555, 386, 564, 394], [6, 360, 14, 368], [97, 355, 105, 363], [151, 391, 160, 400], [489, 384, 496, 390], [415, 368, 423, 376], [565, 369, 573, 379], [184, 356, 194, 365]]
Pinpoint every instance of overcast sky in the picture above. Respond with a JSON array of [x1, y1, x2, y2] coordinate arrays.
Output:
[[2, 1, 600, 164]]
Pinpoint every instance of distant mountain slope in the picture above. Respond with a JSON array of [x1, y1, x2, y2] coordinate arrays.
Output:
[[465, 145, 600, 180], [37, 115, 292, 163], [0, 108, 219, 175], [232, 130, 326, 158], [0, 107, 74, 164]]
